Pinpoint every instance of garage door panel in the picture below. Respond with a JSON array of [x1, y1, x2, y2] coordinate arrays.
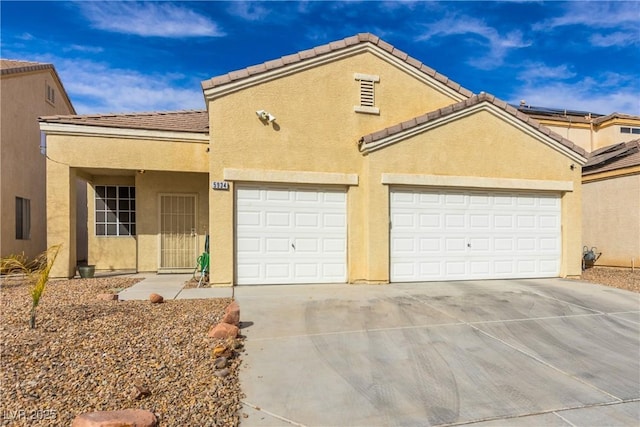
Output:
[[390, 187, 561, 282], [237, 211, 261, 226], [236, 185, 346, 285], [420, 238, 440, 252], [323, 213, 346, 228], [266, 211, 291, 227], [237, 238, 261, 252]]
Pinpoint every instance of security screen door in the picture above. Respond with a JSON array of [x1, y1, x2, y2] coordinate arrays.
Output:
[[159, 194, 198, 271]]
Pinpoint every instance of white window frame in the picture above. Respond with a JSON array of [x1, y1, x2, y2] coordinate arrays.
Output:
[[95, 185, 136, 237]]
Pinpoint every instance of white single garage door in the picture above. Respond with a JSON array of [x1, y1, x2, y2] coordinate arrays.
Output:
[[390, 187, 561, 282], [236, 185, 347, 285]]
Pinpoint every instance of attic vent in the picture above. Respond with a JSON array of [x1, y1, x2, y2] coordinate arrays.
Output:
[[46, 83, 55, 105], [354, 73, 380, 115]]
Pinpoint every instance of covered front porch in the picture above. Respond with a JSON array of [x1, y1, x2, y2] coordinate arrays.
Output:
[[40, 110, 210, 278]]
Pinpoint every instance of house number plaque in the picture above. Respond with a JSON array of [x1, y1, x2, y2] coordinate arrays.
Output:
[[211, 181, 230, 190]]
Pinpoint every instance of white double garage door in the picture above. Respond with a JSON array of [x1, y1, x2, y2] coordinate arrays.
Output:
[[236, 185, 561, 285]]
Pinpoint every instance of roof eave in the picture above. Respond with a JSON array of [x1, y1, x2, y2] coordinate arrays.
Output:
[[360, 99, 588, 165], [39, 122, 209, 143], [201, 33, 472, 103]]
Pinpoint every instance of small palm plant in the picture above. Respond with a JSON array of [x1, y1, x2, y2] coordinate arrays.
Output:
[[1, 245, 61, 329]]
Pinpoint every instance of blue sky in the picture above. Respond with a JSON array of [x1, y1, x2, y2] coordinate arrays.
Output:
[[2, 1, 638, 115]]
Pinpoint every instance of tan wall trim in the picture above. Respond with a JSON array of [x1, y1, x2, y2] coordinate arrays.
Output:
[[381, 173, 574, 192], [223, 168, 358, 185], [583, 166, 640, 183]]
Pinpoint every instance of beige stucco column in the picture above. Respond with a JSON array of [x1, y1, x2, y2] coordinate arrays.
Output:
[[47, 160, 77, 278], [209, 181, 234, 286]]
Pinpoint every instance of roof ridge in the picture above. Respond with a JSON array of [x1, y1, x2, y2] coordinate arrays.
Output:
[[359, 92, 587, 158], [201, 33, 473, 99]]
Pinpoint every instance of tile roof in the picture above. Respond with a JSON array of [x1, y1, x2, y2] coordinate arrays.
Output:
[[39, 110, 209, 134], [201, 33, 474, 98], [583, 139, 640, 175], [0, 59, 53, 75], [592, 112, 640, 125], [359, 92, 588, 158]]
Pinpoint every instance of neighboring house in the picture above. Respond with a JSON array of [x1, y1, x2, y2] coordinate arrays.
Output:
[[0, 60, 78, 261], [517, 105, 640, 268], [581, 140, 640, 268], [517, 104, 640, 153], [40, 33, 588, 283]]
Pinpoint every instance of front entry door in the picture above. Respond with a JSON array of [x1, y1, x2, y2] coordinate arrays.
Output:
[[159, 194, 197, 272]]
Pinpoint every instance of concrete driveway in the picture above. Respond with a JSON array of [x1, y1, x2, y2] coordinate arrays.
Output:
[[235, 278, 639, 426]]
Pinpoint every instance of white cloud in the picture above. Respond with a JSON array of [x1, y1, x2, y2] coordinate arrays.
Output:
[[517, 62, 577, 83], [590, 32, 638, 48], [77, 2, 225, 38], [17, 32, 34, 41], [227, 1, 271, 21], [416, 15, 531, 69], [42, 57, 205, 113], [532, 2, 639, 48], [510, 75, 640, 115], [533, 2, 636, 30], [62, 44, 104, 54]]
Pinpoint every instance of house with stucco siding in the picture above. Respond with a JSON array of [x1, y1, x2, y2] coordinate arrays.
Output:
[[40, 33, 592, 283], [0, 60, 77, 261]]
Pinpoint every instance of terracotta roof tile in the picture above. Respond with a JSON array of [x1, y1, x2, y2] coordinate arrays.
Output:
[[359, 93, 587, 158], [329, 40, 347, 50], [0, 59, 52, 75], [201, 33, 472, 100], [592, 112, 640, 124], [39, 110, 209, 134]]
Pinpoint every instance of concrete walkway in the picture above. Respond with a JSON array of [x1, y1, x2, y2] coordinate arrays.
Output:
[[235, 278, 640, 426], [118, 273, 233, 300]]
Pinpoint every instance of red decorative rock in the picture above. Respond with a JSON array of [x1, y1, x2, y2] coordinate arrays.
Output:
[[221, 301, 240, 326], [208, 322, 239, 339], [72, 409, 157, 427], [97, 293, 118, 301], [149, 293, 164, 304]]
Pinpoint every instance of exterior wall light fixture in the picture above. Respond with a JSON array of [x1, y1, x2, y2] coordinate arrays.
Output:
[[256, 110, 276, 123]]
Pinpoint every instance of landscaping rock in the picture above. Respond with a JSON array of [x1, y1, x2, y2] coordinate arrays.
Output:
[[214, 368, 230, 378], [212, 344, 233, 359], [214, 356, 228, 369], [149, 293, 164, 304], [208, 323, 238, 339], [129, 381, 151, 400], [97, 293, 118, 301], [221, 301, 240, 326], [1, 276, 243, 426], [72, 409, 157, 427]]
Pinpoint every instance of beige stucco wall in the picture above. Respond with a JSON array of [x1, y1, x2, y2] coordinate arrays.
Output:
[[44, 132, 208, 277], [207, 50, 584, 284], [543, 123, 592, 152], [367, 110, 583, 280], [135, 171, 209, 272], [583, 174, 640, 267], [1, 69, 74, 259], [87, 176, 136, 271], [207, 51, 463, 285]]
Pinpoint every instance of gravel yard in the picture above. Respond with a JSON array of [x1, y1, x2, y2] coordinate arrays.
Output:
[[576, 266, 640, 293], [0, 276, 243, 426]]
